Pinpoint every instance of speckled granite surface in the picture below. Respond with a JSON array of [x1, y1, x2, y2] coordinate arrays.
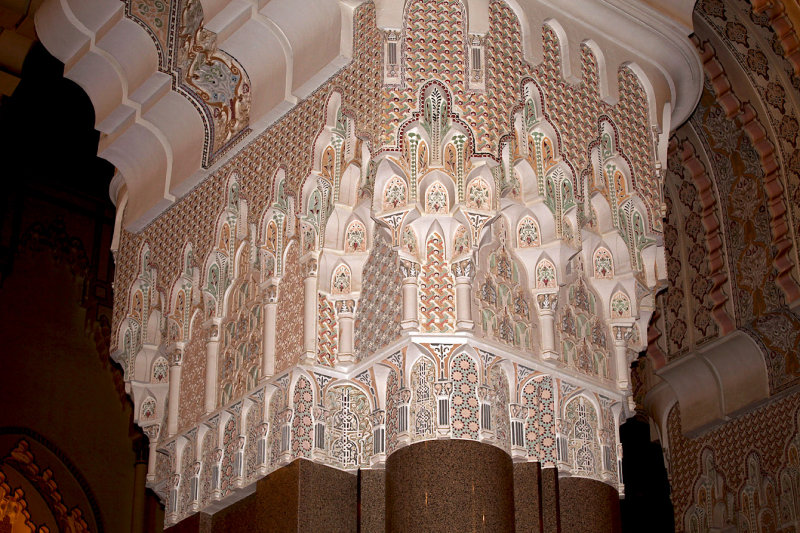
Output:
[[166, 459, 357, 532], [359, 468, 386, 532], [514, 461, 543, 531], [297, 459, 358, 531], [167, 450, 622, 532], [542, 467, 561, 532], [164, 511, 211, 533], [385, 439, 514, 533], [559, 476, 620, 533]]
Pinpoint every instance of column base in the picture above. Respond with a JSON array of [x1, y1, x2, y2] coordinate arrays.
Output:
[[541, 350, 560, 361], [456, 320, 474, 331], [299, 352, 317, 366], [336, 353, 355, 371], [400, 320, 419, 332]]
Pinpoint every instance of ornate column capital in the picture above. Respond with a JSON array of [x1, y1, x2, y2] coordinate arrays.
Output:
[[143, 423, 161, 442], [613, 325, 633, 344], [263, 283, 279, 304], [451, 258, 475, 281], [399, 388, 412, 404], [312, 405, 328, 422], [434, 380, 453, 397], [536, 292, 559, 313], [370, 409, 386, 426], [205, 317, 222, 341], [302, 257, 318, 278], [509, 403, 528, 420], [400, 259, 420, 279], [170, 346, 184, 367], [335, 299, 356, 315]]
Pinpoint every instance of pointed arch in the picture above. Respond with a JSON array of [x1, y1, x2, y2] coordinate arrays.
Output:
[[420, 228, 455, 332], [450, 350, 480, 439], [535, 258, 557, 289], [465, 177, 492, 210], [323, 382, 373, 469], [517, 215, 541, 248], [140, 396, 157, 422], [610, 290, 632, 319], [291, 374, 315, 459], [453, 225, 470, 257], [152, 356, 169, 384], [564, 394, 601, 476], [331, 263, 352, 295], [593, 247, 614, 279], [425, 181, 449, 214], [409, 353, 437, 440], [344, 219, 367, 253], [383, 175, 408, 210]]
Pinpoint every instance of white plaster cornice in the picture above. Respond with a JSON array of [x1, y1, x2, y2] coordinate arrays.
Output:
[[35, 0, 363, 231], [36, 0, 701, 232]]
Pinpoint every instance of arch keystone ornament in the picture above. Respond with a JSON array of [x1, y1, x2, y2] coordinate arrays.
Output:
[[101, 0, 702, 529]]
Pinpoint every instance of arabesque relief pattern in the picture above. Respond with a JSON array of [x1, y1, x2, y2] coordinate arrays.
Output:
[[108, 0, 685, 525], [638, 0, 800, 530]]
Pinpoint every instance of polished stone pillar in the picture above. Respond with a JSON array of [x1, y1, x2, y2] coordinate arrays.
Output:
[[541, 467, 561, 533], [166, 459, 356, 532], [514, 461, 542, 532], [359, 469, 385, 532], [386, 439, 513, 533], [559, 476, 621, 533]]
